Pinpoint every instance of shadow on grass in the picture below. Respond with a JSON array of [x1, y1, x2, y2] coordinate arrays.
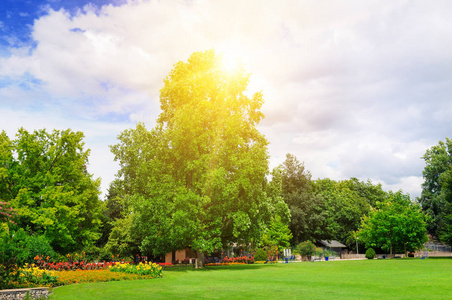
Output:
[[164, 263, 276, 273]]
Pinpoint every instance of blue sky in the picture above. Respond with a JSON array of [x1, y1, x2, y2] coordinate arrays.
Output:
[[1, 0, 451, 198]]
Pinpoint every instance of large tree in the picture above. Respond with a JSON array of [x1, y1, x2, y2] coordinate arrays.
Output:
[[358, 191, 428, 254], [419, 138, 452, 245], [0, 128, 102, 253], [111, 49, 287, 264], [314, 178, 371, 244], [280, 154, 327, 244]]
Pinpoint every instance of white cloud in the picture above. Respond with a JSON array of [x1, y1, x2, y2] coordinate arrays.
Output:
[[1, 0, 452, 198]]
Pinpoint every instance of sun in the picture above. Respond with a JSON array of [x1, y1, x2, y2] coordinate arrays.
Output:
[[218, 44, 245, 74]]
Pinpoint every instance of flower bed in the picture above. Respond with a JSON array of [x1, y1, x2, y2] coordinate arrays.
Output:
[[109, 262, 162, 278], [34, 255, 120, 271], [221, 256, 254, 264], [56, 269, 157, 286], [205, 262, 247, 266], [4, 259, 163, 289], [8, 264, 59, 288]]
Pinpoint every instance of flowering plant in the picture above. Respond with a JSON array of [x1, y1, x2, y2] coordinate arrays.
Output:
[[16, 263, 58, 287], [110, 262, 162, 278], [34, 255, 117, 271]]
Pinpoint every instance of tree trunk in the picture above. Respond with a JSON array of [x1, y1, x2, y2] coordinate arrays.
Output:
[[196, 250, 205, 268], [172, 250, 176, 264]]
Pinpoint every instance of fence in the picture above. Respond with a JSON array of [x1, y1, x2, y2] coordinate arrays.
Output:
[[341, 254, 366, 260], [424, 243, 451, 253]]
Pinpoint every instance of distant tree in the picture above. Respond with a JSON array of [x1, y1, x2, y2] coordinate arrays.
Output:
[[419, 138, 452, 245], [262, 215, 292, 249], [314, 178, 371, 244], [97, 180, 125, 248], [280, 154, 327, 244], [339, 177, 387, 208], [358, 191, 428, 254], [0, 128, 102, 253]]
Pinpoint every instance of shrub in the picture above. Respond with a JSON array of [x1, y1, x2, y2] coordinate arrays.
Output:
[[25, 235, 56, 264], [315, 247, 323, 258], [0, 229, 30, 289], [299, 241, 316, 257], [324, 249, 335, 257], [365, 248, 376, 259], [81, 246, 102, 262], [98, 247, 114, 262], [254, 248, 267, 261]]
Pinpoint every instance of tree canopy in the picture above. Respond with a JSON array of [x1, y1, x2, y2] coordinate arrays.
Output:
[[110, 49, 288, 262], [358, 191, 428, 254], [0, 128, 102, 253], [313, 178, 383, 246], [281, 154, 327, 244], [420, 137, 452, 245]]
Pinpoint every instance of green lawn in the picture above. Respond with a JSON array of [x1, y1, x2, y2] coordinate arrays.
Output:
[[49, 259, 452, 299]]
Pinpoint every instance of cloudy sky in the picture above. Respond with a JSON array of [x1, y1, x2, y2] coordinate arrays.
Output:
[[1, 0, 451, 199]]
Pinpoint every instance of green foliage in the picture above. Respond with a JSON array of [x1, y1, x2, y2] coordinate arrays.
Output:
[[0, 128, 102, 254], [281, 154, 327, 244], [314, 247, 323, 258], [420, 137, 452, 245], [323, 249, 335, 258], [0, 228, 29, 289], [24, 234, 56, 263], [358, 191, 428, 254], [253, 248, 267, 261], [314, 178, 385, 245], [105, 215, 140, 259], [262, 215, 292, 249], [110, 49, 285, 261], [97, 180, 126, 248], [298, 240, 316, 256], [365, 248, 376, 259]]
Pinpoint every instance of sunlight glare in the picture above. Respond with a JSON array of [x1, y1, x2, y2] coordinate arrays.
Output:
[[219, 44, 245, 74]]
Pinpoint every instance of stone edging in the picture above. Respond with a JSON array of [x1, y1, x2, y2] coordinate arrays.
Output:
[[0, 287, 49, 300]]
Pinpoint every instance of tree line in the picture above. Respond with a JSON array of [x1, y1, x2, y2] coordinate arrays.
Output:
[[1, 50, 450, 266]]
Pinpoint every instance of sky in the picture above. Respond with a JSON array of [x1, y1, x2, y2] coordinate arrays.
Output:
[[1, 0, 451, 199]]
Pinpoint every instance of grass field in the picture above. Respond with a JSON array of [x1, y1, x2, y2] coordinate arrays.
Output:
[[49, 259, 452, 299]]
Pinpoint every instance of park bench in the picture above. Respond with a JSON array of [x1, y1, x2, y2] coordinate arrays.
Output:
[[312, 255, 322, 262], [264, 256, 277, 264]]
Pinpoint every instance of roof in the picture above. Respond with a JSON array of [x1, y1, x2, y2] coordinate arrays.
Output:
[[319, 240, 347, 248]]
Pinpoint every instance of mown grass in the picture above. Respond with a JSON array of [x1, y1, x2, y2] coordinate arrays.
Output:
[[49, 258, 452, 299]]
